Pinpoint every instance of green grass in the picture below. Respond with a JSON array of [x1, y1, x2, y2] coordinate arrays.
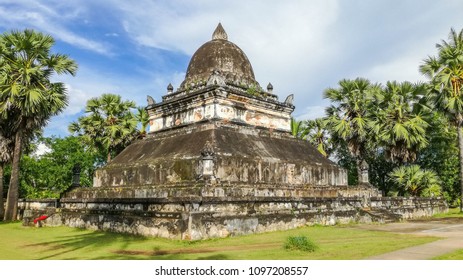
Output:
[[432, 207, 463, 218], [0, 222, 438, 260], [433, 249, 463, 260], [413, 209, 463, 260], [284, 236, 318, 252]]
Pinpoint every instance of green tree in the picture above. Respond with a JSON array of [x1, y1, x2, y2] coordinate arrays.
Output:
[[372, 81, 429, 163], [419, 27, 463, 210], [0, 130, 13, 218], [69, 93, 137, 163], [388, 165, 442, 197], [324, 78, 379, 182], [303, 118, 332, 157], [135, 106, 149, 138], [0, 29, 77, 220], [418, 113, 460, 205], [18, 136, 99, 198], [291, 117, 306, 139], [334, 141, 360, 185]]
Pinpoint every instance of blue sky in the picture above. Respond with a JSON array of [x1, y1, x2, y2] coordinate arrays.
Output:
[[1, 0, 462, 137]]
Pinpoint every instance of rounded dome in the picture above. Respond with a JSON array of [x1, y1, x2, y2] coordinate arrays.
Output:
[[181, 24, 258, 88]]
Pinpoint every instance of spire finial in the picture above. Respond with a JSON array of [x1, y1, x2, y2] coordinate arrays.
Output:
[[267, 82, 273, 93], [167, 83, 173, 93], [212, 23, 228, 40]]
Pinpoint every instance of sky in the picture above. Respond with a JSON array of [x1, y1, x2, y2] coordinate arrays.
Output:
[[1, 0, 462, 137]]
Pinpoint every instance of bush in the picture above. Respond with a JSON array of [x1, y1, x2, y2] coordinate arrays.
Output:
[[388, 165, 442, 197], [284, 236, 318, 252]]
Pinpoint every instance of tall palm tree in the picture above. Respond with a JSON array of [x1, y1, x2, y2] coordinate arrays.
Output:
[[372, 81, 429, 163], [0, 131, 13, 219], [419, 27, 463, 211], [0, 29, 77, 220], [69, 94, 137, 163], [324, 78, 378, 182]]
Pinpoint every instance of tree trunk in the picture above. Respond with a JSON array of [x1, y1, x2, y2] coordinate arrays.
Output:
[[356, 158, 363, 185], [4, 130, 22, 221], [107, 151, 111, 163], [458, 126, 463, 212], [0, 164, 4, 220]]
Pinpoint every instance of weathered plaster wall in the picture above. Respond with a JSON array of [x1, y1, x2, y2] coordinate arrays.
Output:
[[149, 87, 292, 133], [60, 184, 374, 201], [20, 195, 447, 240]]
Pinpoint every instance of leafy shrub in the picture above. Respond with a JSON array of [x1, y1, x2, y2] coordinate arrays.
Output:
[[388, 165, 442, 197], [284, 236, 318, 252]]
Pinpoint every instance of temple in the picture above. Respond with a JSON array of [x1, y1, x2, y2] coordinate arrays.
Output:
[[21, 24, 447, 240]]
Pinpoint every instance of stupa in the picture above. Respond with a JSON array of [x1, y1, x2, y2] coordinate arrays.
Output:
[[23, 24, 445, 240], [93, 23, 348, 191]]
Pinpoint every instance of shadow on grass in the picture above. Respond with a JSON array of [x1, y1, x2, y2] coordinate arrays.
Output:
[[91, 253, 231, 260], [22, 228, 149, 260], [197, 254, 229, 260], [19, 227, 231, 260]]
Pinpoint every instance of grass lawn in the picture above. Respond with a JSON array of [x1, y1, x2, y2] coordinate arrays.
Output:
[[429, 208, 463, 259], [433, 249, 463, 260], [0, 222, 438, 260], [431, 207, 463, 218]]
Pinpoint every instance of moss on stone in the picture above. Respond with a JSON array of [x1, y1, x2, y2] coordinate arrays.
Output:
[[172, 160, 196, 181]]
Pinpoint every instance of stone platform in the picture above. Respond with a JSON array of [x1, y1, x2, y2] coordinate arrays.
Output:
[[20, 185, 447, 240]]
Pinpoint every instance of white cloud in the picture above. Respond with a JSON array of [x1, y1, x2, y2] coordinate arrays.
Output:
[[33, 142, 51, 158], [295, 105, 327, 121], [51, 65, 186, 130], [109, 0, 341, 108], [63, 84, 94, 116], [105, 32, 119, 37], [0, 3, 110, 54], [115, 1, 339, 54], [366, 55, 424, 85]]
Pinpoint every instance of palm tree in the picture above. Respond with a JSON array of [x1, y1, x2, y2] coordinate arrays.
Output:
[[324, 78, 378, 182], [303, 118, 332, 157], [290, 117, 306, 139], [69, 94, 137, 163], [372, 81, 430, 163], [0, 131, 13, 219], [0, 110, 16, 219], [388, 165, 442, 197], [135, 106, 149, 138], [0, 29, 77, 220], [419, 27, 463, 211]]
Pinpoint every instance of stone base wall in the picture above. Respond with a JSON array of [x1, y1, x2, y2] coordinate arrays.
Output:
[[370, 197, 448, 219], [60, 184, 380, 201], [19, 194, 447, 240]]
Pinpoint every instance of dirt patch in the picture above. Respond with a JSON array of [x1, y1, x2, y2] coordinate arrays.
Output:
[[351, 217, 463, 237], [409, 217, 463, 224]]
